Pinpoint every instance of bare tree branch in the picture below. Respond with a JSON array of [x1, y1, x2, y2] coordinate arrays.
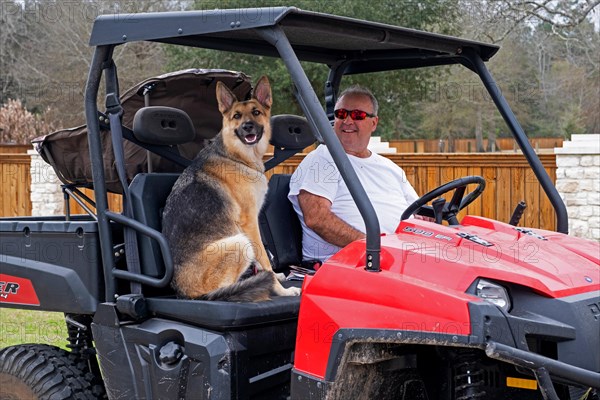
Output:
[[509, 0, 600, 27], [468, 0, 600, 43]]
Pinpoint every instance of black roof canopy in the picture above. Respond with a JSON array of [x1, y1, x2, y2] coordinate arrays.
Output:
[[90, 7, 499, 71]]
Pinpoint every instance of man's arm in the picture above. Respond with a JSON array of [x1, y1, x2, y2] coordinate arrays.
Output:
[[297, 189, 365, 248]]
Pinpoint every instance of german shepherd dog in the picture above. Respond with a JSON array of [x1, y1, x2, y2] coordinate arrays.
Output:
[[162, 76, 301, 301]]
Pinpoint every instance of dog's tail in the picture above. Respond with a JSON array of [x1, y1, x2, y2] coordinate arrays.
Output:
[[199, 271, 275, 302]]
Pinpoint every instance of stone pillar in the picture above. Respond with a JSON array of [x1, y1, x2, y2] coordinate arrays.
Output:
[[554, 134, 600, 240], [28, 149, 64, 216]]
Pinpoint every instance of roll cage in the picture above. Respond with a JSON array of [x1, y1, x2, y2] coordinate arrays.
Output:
[[85, 6, 568, 300]]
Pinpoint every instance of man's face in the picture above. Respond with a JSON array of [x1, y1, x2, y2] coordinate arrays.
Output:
[[333, 94, 379, 157]]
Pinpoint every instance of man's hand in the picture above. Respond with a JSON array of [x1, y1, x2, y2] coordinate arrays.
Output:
[[297, 190, 365, 248]]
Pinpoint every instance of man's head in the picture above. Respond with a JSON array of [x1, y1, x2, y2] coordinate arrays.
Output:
[[333, 86, 379, 158]]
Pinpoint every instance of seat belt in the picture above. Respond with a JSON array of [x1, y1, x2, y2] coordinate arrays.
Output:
[[106, 93, 142, 295]]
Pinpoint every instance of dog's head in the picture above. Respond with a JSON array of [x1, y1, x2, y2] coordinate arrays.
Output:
[[216, 76, 272, 165]]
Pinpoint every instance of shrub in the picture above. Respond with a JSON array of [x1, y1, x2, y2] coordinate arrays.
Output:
[[0, 99, 55, 144]]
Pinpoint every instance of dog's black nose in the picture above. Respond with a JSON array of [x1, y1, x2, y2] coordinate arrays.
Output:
[[241, 121, 255, 132]]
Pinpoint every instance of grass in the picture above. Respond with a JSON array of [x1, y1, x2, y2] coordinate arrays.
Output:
[[0, 308, 68, 349]]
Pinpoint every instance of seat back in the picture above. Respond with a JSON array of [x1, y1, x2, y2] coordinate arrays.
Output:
[[264, 114, 316, 171], [258, 115, 315, 271], [259, 174, 302, 272], [132, 106, 197, 145], [129, 173, 180, 278]]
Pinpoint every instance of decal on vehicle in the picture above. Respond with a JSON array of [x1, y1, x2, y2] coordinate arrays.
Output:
[[457, 232, 494, 247], [514, 227, 548, 241], [0, 274, 40, 306], [402, 226, 453, 241]]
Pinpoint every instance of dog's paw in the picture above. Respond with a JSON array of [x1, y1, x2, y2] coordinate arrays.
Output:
[[275, 272, 287, 282], [284, 286, 302, 296]]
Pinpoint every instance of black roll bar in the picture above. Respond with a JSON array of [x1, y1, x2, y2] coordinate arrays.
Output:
[[85, 45, 117, 301], [461, 48, 568, 234], [257, 26, 382, 272], [106, 211, 174, 287], [325, 61, 351, 120]]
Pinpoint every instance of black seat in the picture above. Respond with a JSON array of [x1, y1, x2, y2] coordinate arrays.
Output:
[[119, 106, 195, 291], [129, 173, 180, 278], [258, 114, 316, 271], [120, 113, 315, 329], [128, 172, 301, 329], [259, 174, 302, 272]]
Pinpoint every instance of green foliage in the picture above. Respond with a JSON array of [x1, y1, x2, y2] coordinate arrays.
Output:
[[559, 104, 587, 139], [166, 0, 462, 140]]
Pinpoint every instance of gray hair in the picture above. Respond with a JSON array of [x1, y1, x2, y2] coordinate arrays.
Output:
[[337, 85, 379, 115]]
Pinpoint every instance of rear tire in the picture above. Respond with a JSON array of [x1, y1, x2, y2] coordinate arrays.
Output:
[[0, 344, 106, 400]]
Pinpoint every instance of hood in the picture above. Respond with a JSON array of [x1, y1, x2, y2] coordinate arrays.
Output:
[[329, 216, 600, 299]]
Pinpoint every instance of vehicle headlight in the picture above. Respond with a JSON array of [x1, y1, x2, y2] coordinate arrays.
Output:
[[476, 279, 511, 312]]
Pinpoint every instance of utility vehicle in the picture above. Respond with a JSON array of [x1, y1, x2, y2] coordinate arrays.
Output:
[[1, 6, 599, 400]]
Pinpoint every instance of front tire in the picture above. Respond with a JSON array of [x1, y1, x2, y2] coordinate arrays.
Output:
[[0, 344, 106, 400]]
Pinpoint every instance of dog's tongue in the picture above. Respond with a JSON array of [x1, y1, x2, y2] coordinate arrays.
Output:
[[244, 134, 258, 144]]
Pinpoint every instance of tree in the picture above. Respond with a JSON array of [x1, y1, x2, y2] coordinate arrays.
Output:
[[427, 0, 600, 147], [504, 18, 600, 137], [462, 0, 600, 43], [1, 0, 176, 130], [3, 0, 596, 143], [166, 0, 462, 140], [1, 1, 34, 104]]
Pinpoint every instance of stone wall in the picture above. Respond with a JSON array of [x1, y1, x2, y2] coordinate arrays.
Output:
[[554, 134, 600, 240], [27, 149, 63, 216]]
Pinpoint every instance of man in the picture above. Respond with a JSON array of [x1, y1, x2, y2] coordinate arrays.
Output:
[[288, 86, 420, 262]]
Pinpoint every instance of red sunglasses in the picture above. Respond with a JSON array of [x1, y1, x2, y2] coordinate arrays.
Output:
[[334, 108, 376, 121]]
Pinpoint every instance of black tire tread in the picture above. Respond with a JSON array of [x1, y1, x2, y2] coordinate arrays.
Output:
[[0, 344, 106, 400]]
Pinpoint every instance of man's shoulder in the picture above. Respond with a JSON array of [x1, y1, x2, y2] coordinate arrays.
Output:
[[361, 153, 407, 180], [289, 144, 340, 197], [291, 145, 333, 183], [368, 152, 400, 168], [300, 145, 332, 164]]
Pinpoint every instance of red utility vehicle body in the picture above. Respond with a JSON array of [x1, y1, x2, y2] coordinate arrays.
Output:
[[295, 216, 600, 379]]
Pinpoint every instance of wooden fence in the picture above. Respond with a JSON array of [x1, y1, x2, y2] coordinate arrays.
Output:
[[1, 150, 559, 231], [395, 153, 557, 230], [388, 137, 564, 153], [0, 153, 32, 216], [0, 145, 32, 154]]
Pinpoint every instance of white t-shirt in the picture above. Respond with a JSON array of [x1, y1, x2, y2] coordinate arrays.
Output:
[[288, 145, 419, 261]]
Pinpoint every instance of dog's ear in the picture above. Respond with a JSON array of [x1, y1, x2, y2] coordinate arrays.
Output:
[[253, 76, 272, 109], [216, 81, 237, 114]]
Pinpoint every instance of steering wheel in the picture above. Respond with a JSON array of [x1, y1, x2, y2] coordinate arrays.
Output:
[[401, 176, 486, 225]]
